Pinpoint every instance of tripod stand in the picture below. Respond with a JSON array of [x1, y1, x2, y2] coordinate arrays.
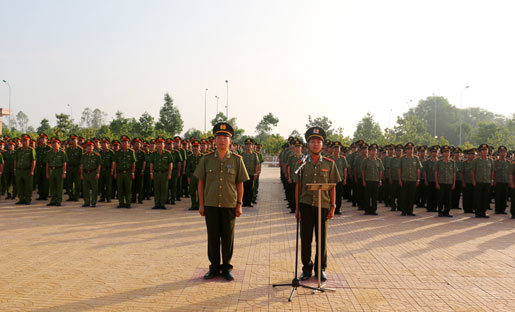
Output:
[[273, 158, 333, 301]]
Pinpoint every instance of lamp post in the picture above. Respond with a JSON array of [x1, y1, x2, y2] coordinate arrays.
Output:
[[204, 88, 208, 132], [215, 96, 220, 115], [225, 80, 229, 118], [459, 85, 470, 146], [2, 80, 11, 127]]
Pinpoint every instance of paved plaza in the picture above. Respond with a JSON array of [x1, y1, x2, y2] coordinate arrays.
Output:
[[0, 167, 514, 311]]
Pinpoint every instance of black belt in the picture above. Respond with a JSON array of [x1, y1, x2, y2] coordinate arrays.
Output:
[[154, 170, 168, 173], [118, 170, 131, 173], [50, 166, 62, 170], [84, 169, 97, 174]]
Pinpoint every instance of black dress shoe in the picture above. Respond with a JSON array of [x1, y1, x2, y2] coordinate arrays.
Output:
[[152, 206, 159, 209], [46, 203, 56, 206], [203, 270, 220, 279], [370, 212, 378, 215], [55, 203, 62, 206], [400, 212, 406, 216], [138, 200, 143, 204], [117, 205, 123, 208], [315, 270, 327, 282], [299, 272, 311, 280], [289, 210, 295, 213], [24, 202, 31, 205], [391, 208, 396, 211], [335, 211, 342, 215], [125, 204, 131, 209], [188, 207, 196, 210], [443, 213, 452, 217], [221, 271, 234, 281], [91, 204, 96, 207], [82, 204, 90, 207], [176, 198, 181, 201], [407, 213, 416, 216], [495, 212, 507, 215]]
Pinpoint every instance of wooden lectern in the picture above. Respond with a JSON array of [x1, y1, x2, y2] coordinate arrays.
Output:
[[306, 183, 337, 292]]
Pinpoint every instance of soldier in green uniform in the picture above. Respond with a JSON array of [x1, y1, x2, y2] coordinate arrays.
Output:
[[131, 138, 146, 204], [143, 141, 153, 200], [353, 143, 368, 210], [493, 146, 510, 214], [45, 138, 68, 206], [113, 136, 136, 208], [435, 145, 456, 217], [150, 137, 172, 209], [451, 147, 463, 209], [509, 158, 514, 218], [286, 139, 304, 213], [186, 139, 203, 210], [14, 134, 36, 205], [295, 127, 340, 282], [331, 141, 348, 215], [389, 144, 403, 211], [399, 142, 423, 216], [361, 143, 384, 215], [169, 137, 183, 204], [242, 138, 259, 207], [471, 144, 494, 218], [173, 136, 185, 201], [194, 122, 249, 281], [80, 140, 101, 207], [382, 145, 394, 208], [99, 138, 114, 202], [3, 141, 16, 199], [35, 133, 51, 200], [415, 145, 428, 208], [424, 146, 439, 212], [181, 139, 190, 198], [65, 134, 83, 201], [461, 149, 476, 213], [253, 143, 264, 203]]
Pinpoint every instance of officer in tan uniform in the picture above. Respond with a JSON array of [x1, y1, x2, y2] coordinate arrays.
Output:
[[194, 122, 249, 281]]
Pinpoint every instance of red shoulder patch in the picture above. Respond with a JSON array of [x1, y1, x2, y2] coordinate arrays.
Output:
[[233, 153, 242, 158], [323, 156, 334, 162]]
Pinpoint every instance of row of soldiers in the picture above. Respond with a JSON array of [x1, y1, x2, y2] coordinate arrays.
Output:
[[279, 137, 515, 219], [0, 133, 264, 210]]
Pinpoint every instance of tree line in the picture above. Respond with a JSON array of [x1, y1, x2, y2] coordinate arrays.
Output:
[[3, 94, 513, 155]]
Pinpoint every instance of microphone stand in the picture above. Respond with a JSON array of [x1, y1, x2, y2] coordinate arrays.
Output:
[[273, 155, 326, 301]]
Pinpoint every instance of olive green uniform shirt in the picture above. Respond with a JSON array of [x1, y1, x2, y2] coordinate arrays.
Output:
[[99, 149, 114, 170], [494, 159, 510, 183], [194, 150, 250, 208], [81, 152, 101, 171], [424, 159, 437, 182], [472, 158, 493, 183], [242, 151, 259, 176], [462, 160, 474, 184], [151, 150, 173, 171], [186, 152, 203, 176], [114, 149, 136, 171], [15, 147, 36, 169], [390, 157, 401, 181], [436, 159, 457, 184], [287, 154, 304, 178], [333, 156, 349, 181], [294, 156, 341, 209], [46, 150, 68, 167], [3, 150, 16, 173], [66, 146, 83, 167], [353, 154, 365, 179], [362, 158, 384, 182], [400, 155, 423, 182]]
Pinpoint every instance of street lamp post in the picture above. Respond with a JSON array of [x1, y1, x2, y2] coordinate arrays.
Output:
[[225, 80, 229, 119], [204, 88, 208, 132], [459, 85, 470, 146], [215, 96, 220, 115], [2, 80, 11, 128]]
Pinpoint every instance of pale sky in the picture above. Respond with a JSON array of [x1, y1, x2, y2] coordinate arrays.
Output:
[[1, 0, 514, 138]]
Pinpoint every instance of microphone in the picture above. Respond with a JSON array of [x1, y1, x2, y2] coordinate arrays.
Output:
[[294, 154, 309, 175]]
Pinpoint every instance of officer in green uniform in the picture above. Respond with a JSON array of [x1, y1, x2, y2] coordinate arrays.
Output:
[[253, 143, 264, 203], [14, 134, 36, 205], [451, 147, 463, 209], [331, 141, 348, 215], [353, 143, 368, 210], [399, 142, 423, 216], [45, 137, 68, 206], [169, 137, 183, 204], [35, 133, 51, 200], [181, 139, 190, 198], [186, 139, 203, 210], [471, 144, 494, 218], [131, 138, 146, 204], [242, 138, 259, 207], [424, 146, 439, 212], [3, 141, 16, 199], [173, 136, 185, 201], [435, 145, 456, 217], [295, 127, 340, 282], [80, 140, 101, 207], [65, 134, 83, 201], [361, 143, 384, 215], [509, 158, 514, 218], [382, 145, 393, 208], [286, 139, 304, 213], [150, 137, 172, 209], [493, 146, 510, 214], [99, 138, 114, 202], [143, 141, 153, 199], [113, 136, 136, 208], [461, 149, 476, 213], [389, 144, 403, 211], [194, 122, 249, 281]]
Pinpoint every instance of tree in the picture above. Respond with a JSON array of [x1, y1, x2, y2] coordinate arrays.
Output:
[[16, 111, 29, 132], [289, 129, 302, 141], [109, 111, 136, 138], [353, 113, 383, 143], [96, 125, 114, 140], [327, 127, 352, 146], [156, 93, 183, 136], [255, 113, 279, 136], [37, 118, 51, 134], [134, 112, 155, 139], [80, 108, 93, 128], [306, 115, 334, 136], [262, 134, 286, 155], [184, 128, 204, 140], [55, 113, 74, 138], [91, 108, 107, 128]]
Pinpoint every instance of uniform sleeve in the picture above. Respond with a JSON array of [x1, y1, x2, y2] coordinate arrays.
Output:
[[453, 161, 457, 173], [379, 159, 384, 172], [328, 161, 341, 183], [131, 151, 136, 162], [31, 148, 36, 161], [417, 158, 423, 169], [63, 152, 69, 163], [236, 157, 250, 183], [193, 157, 206, 181]]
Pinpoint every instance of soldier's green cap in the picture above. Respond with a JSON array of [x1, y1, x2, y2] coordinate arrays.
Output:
[[441, 145, 451, 152], [369, 143, 378, 150], [244, 138, 253, 145], [21, 134, 30, 140], [453, 147, 462, 154], [360, 142, 369, 149], [332, 141, 342, 147], [404, 142, 415, 149], [305, 127, 326, 142], [213, 122, 234, 137], [112, 140, 120, 145], [155, 137, 165, 143], [478, 144, 488, 151], [293, 139, 303, 147], [84, 140, 94, 146], [120, 135, 130, 142], [498, 145, 507, 152]]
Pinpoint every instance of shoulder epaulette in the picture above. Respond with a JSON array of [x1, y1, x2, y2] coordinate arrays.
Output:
[[233, 153, 243, 158], [94, 152, 100, 156], [323, 156, 334, 162], [204, 151, 215, 156]]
